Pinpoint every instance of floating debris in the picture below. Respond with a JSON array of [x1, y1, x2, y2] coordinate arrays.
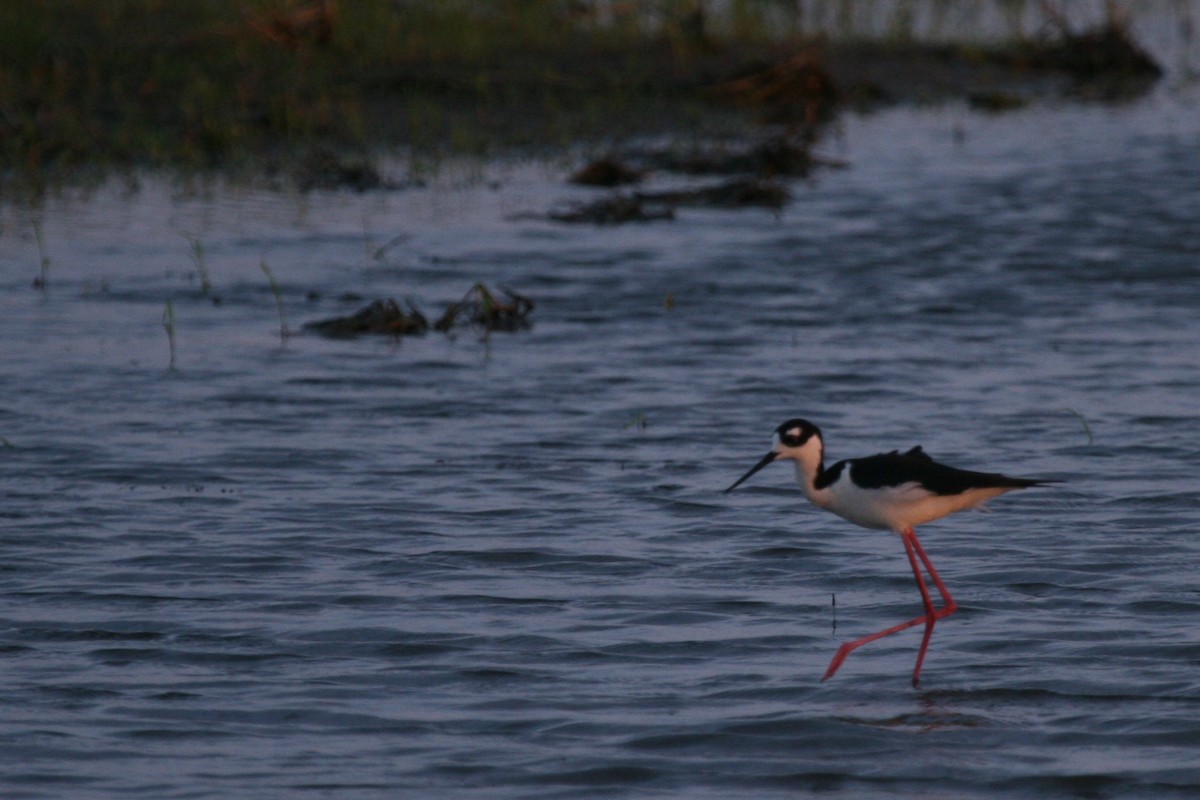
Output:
[[555, 135, 841, 222], [293, 148, 388, 192], [304, 298, 428, 338], [967, 91, 1029, 112], [435, 284, 534, 333], [549, 194, 674, 225], [570, 157, 644, 187], [637, 178, 789, 210], [549, 176, 789, 224], [628, 136, 841, 179]]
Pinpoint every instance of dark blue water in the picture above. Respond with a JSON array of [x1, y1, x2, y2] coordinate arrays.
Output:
[[2, 90, 1200, 798]]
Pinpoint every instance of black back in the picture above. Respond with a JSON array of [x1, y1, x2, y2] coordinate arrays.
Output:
[[822, 448, 1047, 495]]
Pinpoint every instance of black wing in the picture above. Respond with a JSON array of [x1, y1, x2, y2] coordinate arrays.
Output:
[[846, 450, 1046, 495]]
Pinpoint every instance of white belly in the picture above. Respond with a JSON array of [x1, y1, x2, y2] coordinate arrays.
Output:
[[816, 480, 1010, 532]]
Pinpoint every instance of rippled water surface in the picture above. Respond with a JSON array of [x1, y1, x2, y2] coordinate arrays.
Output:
[[3, 93, 1200, 799]]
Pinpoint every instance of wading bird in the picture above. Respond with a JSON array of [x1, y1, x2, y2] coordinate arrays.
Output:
[[725, 418, 1059, 686]]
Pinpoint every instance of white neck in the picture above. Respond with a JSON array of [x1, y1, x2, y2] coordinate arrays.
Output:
[[786, 437, 833, 509]]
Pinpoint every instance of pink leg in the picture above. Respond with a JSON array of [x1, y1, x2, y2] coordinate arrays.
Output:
[[907, 529, 958, 686], [822, 528, 957, 686]]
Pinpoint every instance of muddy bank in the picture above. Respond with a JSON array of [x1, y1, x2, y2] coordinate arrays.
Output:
[[0, 1, 1165, 192]]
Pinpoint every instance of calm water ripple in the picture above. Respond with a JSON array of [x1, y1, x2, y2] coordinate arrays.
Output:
[[3, 91, 1200, 798]]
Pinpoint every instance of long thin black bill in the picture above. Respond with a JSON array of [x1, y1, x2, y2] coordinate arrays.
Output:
[[724, 450, 778, 493]]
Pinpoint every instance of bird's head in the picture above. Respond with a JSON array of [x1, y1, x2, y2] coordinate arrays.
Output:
[[725, 418, 823, 493]]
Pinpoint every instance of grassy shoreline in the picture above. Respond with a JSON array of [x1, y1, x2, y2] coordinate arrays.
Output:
[[0, 1, 1163, 192]]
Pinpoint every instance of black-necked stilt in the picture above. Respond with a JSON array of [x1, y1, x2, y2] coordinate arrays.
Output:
[[725, 418, 1061, 687]]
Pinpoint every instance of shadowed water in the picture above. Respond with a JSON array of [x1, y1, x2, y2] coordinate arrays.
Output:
[[2, 91, 1199, 799]]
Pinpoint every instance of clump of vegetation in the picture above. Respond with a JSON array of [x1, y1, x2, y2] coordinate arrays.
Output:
[[31, 220, 50, 289], [1005, 5, 1163, 97], [260, 260, 291, 342], [304, 298, 429, 338], [162, 299, 177, 371], [303, 284, 534, 339], [434, 284, 534, 333], [716, 51, 840, 129], [185, 235, 212, 296], [636, 135, 838, 179]]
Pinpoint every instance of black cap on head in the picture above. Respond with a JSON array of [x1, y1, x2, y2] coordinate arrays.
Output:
[[776, 418, 821, 449]]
